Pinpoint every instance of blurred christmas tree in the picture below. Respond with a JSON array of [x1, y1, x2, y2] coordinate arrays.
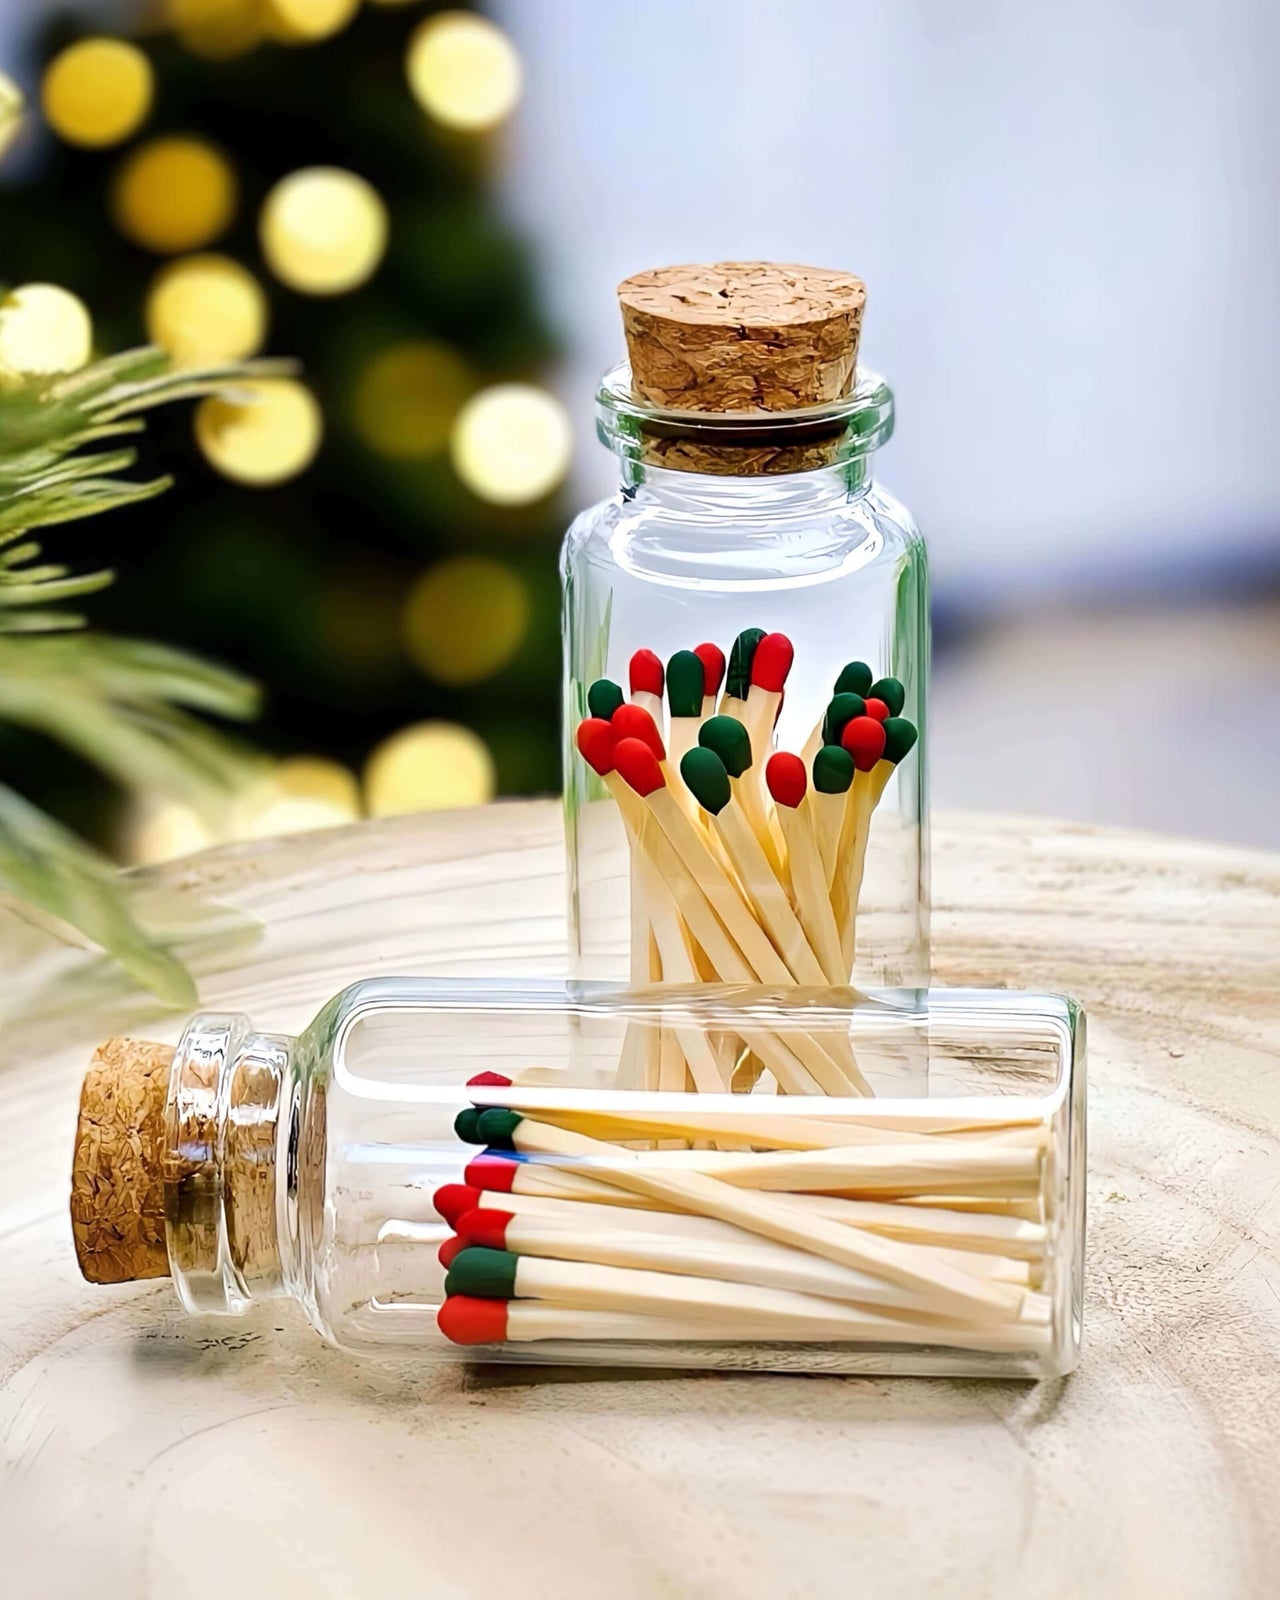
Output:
[[0, 2, 568, 863]]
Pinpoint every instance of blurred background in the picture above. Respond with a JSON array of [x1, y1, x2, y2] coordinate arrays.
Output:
[[1, 0, 1278, 865]]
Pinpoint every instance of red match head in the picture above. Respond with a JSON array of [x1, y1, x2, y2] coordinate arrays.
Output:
[[467, 1071, 513, 1088], [694, 642, 726, 698], [437, 1234, 467, 1269], [576, 717, 616, 776], [437, 1295, 509, 1346], [614, 737, 666, 797], [750, 632, 794, 694], [841, 715, 888, 772], [457, 1207, 512, 1250], [611, 701, 666, 761], [433, 1183, 481, 1227], [629, 648, 664, 698], [765, 751, 807, 809], [864, 697, 889, 723], [464, 1153, 518, 1192]]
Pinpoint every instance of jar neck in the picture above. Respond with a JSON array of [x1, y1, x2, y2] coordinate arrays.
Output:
[[165, 1013, 301, 1315], [619, 456, 873, 513]]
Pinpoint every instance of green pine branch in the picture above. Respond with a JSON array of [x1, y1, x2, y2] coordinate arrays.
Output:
[[0, 346, 286, 1004]]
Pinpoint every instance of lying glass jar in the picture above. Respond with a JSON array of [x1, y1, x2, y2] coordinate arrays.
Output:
[[562, 263, 929, 989], [71, 979, 1085, 1379]]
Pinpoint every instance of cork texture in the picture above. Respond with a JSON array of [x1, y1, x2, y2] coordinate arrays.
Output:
[[618, 261, 866, 412], [70, 1037, 175, 1285]]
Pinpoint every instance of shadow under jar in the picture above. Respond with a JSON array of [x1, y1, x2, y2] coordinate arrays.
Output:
[[562, 263, 929, 989]]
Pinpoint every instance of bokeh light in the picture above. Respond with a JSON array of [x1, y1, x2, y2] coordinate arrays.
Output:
[[111, 137, 237, 254], [364, 722, 495, 815], [450, 383, 573, 505], [402, 555, 530, 684], [263, 0, 360, 44], [260, 167, 387, 295], [352, 340, 473, 459], [407, 12, 522, 132], [0, 74, 23, 162], [272, 755, 362, 812], [126, 799, 215, 866], [0, 284, 92, 377], [195, 378, 323, 485], [41, 38, 153, 149], [165, 0, 264, 61], [146, 254, 267, 365]]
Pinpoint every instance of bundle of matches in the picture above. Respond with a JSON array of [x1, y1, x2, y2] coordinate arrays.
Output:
[[433, 1076, 1054, 1356], [577, 631, 918, 1096]]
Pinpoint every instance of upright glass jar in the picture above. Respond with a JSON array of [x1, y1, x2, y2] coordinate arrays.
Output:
[[562, 263, 929, 988], [70, 979, 1086, 1379]]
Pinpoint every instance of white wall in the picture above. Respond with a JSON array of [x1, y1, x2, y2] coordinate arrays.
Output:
[[494, 0, 1280, 604]]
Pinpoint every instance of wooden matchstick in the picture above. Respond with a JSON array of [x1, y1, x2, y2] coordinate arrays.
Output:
[[766, 752, 845, 984], [831, 714, 889, 971], [740, 631, 794, 772], [810, 744, 854, 891], [464, 1111, 1033, 1323], [437, 1295, 1053, 1353], [452, 1215, 1017, 1315], [693, 641, 725, 720], [587, 678, 624, 721], [698, 714, 785, 879], [680, 746, 827, 986], [845, 715, 919, 954], [719, 627, 764, 718], [628, 648, 665, 730], [665, 649, 706, 771]]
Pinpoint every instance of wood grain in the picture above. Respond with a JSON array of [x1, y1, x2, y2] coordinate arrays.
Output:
[[2, 801, 1279, 1599]]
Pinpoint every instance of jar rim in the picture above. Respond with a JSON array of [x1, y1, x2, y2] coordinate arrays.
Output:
[[596, 359, 894, 475]]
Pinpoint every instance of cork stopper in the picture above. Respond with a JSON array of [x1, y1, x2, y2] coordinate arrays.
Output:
[[70, 1037, 174, 1285], [618, 262, 866, 413]]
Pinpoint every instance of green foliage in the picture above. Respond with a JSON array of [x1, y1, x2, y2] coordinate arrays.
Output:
[[0, 347, 269, 1003]]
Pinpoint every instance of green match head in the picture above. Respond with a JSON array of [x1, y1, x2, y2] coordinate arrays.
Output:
[[454, 1108, 484, 1144], [812, 744, 855, 794], [444, 1247, 518, 1301], [822, 692, 865, 744], [476, 1108, 523, 1149], [869, 677, 906, 716], [680, 747, 731, 815], [835, 660, 873, 697], [881, 716, 918, 765], [587, 678, 624, 721], [698, 714, 752, 777], [725, 627, 765, 700], [666, 650, 705, 718]]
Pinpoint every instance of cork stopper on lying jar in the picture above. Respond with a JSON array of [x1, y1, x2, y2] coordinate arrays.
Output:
[[617, 261, 866, 413]]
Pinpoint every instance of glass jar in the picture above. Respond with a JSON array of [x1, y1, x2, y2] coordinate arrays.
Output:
[[72, 979, 1085, 1379], [562, 363, 929, 986]]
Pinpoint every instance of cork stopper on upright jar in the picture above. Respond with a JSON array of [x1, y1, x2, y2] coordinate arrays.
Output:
[[617, 261, 866, 413]]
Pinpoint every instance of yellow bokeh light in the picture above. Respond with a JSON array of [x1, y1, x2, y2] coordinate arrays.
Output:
[[146, 254, 267, 366], [402, 556, 530, 685], [273, 756, 362, 812], [231, 793, 354, 841], [112, 137, 237, 254], [165, 0, 264, 61], [0, 73, 23, 163], [352, 341, 473, 459], [450, 383, 572, 505], [42, 38, 153, 149], [260, 167, 387, 296], [364, 722, 495, 816], [263, 0, 360, 43], [195, 378, 323, 486], [126, 800, 216, 866], [406, 11, 521, 132], [0, 284, 92, 378]]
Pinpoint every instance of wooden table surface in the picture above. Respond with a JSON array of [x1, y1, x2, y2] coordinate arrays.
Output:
[[3, 801, 1280, 1599]]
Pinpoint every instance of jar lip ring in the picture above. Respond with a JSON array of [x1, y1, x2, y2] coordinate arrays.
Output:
[[596, 359, 893, 436], [595, 360, 894, 473]]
